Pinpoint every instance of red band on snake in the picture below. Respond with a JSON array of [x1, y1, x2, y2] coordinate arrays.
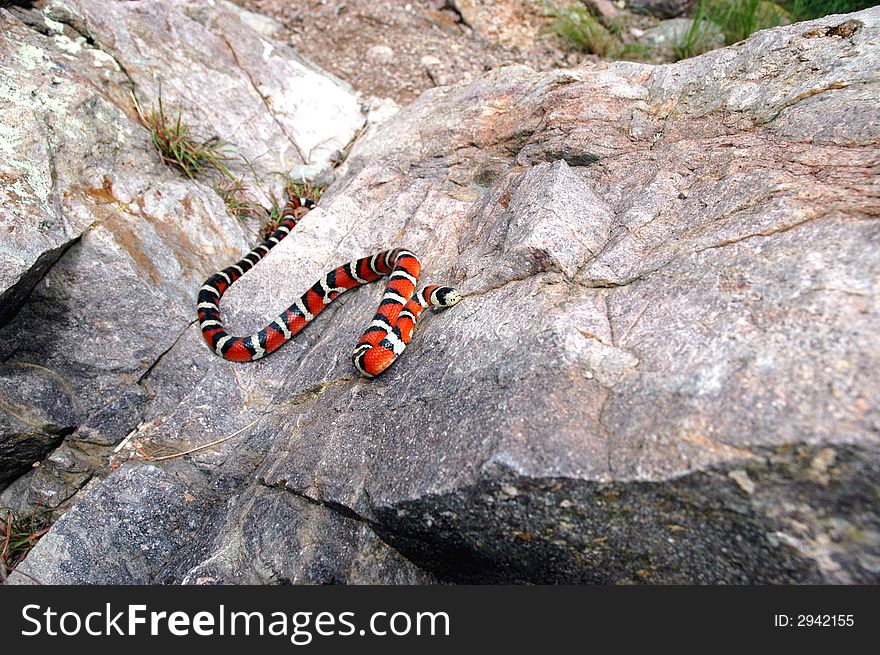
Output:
[[196, 197, 462, 377]]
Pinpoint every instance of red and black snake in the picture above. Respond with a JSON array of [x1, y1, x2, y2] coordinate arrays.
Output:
[[197, 196, 462, 377]]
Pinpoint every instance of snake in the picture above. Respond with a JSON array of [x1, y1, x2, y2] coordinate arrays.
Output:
[[196, 196, 462, 377]]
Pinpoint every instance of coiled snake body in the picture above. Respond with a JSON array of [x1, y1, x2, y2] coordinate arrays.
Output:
[[197, 196, 462, 377]]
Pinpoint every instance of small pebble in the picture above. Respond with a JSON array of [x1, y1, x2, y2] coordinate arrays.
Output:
[[365, 44, 395, 64]]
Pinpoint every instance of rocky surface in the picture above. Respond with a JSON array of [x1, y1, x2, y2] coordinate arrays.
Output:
[[3, 4, 880, 584], [231, 0, 600, 104], [0, 0, 363, 498], [15, 464, 432, 584]]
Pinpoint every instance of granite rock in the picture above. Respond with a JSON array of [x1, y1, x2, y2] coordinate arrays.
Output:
[[7, 8, 880, 584]]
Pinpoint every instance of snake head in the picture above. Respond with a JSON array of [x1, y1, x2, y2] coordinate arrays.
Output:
[[430, 286, 463, 308]]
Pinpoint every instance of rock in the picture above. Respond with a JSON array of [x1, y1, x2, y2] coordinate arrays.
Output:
[[0, 0, 363, 499], [758, 2, 791, 31], [6, 464, 209, 584], [0, 440, 102, 517], [7, 464, 433, 584], [0, 11, 118, 328], [366, 44, 395, 64], [7, 8, 880, 584], [288, 162, 336, 188], [452, 0, 548, 51], [43, 0, 364, 173], [219, 0, 283, 38], [582, 0, 620, 25], [361, 96, 402, 135], [155, 483, 435, 585], [0, 364, 77, 486], [626, 0, 695, 19], [640, 17, 726, 56]]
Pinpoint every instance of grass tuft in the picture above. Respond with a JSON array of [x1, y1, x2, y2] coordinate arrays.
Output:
[[705, 0, 789, 44], [234, 155, 327, 239], [707, 0, 764, 43], [549, 0, 870, 64], [547, 2, 617, 57], [134, 93, 234, 181], [616, 42, 654, 62], [133, 95, 330, 242], [258, 179, 326, 240], [783, 0, 874, 21], [286, 179, 325, 205], [1, 505, 51, 582], [546, 2, 654, 61], [683, 0, 868, 58], [214, 176, 266, 223], [672, 2, 712, 60], [673, 0, 786, 60]]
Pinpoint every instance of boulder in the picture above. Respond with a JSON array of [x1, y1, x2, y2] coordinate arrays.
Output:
[[7, 7, 880, 584], [582, 0, 621, 25], [7, 464, 207, 584], [0, 0, 363, 497], [10, 463, 431, 584], [639, 17, 726, 57], [626, 0, 695, 19]]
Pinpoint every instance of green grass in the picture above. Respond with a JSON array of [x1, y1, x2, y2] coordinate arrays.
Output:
[[1, 506, 51, 582], [286, 179, 325, 205], [214, 176, 266, 223], [672, 1, 723, 60], [706, 0, 767, 44], [549, 0, 872, 64], [697, 0, 872, 52], [546, 2, 655, 61], [616, 42, 654, 62], [546, 2, 617, 57], [134, 94, 234, 181], [782, 0, 875, 20], [133, 95, 329, 240], [669, 0, 871, 61], [234, 155, 326, 239], [672, 1, 785, 59], [259, 179, 326, 240]]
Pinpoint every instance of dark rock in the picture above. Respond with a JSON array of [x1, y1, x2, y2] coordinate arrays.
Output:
[[155, 483, 434, 585], [0, 363, 78, 486], [626, 0, 695, 19], [6, 464, 209, 584]]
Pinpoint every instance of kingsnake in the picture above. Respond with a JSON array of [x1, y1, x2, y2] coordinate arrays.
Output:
[[197, 196, 462, 377]]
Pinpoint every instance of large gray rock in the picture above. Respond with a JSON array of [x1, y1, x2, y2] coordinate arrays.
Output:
[[0, 0, 363, 498], [157, 480, 435, 585], [0, 9, 123, 329], [9, 463, 431, 584], [7, 464, 207, 584], [8, 8, 880, 584]]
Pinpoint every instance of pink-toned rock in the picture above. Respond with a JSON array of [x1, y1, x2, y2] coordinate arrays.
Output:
[[583, 0, 620, 24]]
